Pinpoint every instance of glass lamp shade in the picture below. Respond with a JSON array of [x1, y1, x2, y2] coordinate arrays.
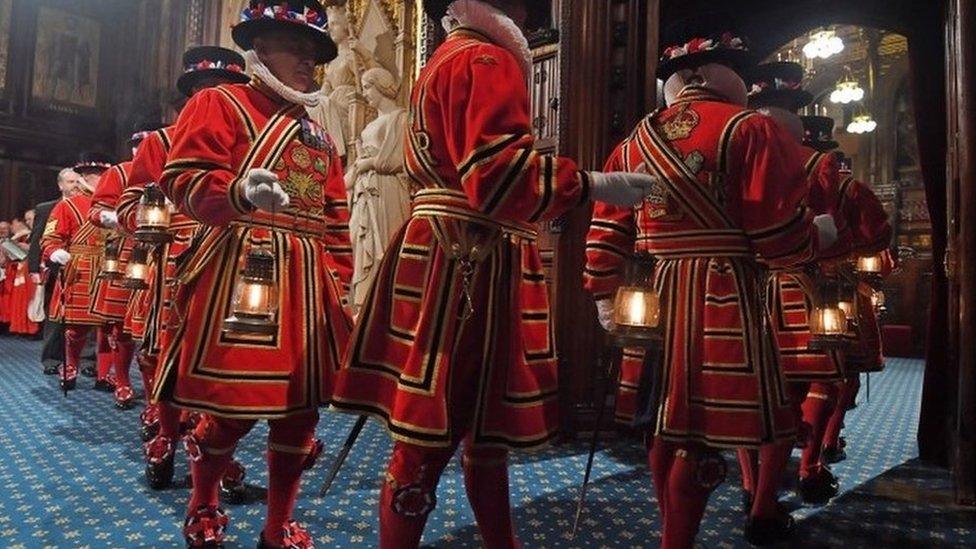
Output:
[[837, 297, 858, 331], [808, 275, 855, 351], [607, 254, 663, 348], [120, 244, 151, 289], [855, 253, 885, 286], [98, 239, 124, 280], [871, 289, 887, 316], [223, 248, 279, 336], [134, 183, 173, 244]]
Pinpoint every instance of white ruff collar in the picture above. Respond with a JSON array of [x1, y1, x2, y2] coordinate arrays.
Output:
[[243, 50, 321, 108], [442, 0, 532, 77]]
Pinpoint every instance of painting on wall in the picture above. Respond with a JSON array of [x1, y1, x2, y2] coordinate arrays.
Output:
[[30, 7, 100, 112], [0, 0, 12, 95]]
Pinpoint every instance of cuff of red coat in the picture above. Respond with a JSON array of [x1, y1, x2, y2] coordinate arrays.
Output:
[[577, 171, 592, 206]]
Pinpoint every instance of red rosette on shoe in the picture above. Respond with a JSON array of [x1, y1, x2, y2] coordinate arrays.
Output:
[[183, 505, 229, 547]]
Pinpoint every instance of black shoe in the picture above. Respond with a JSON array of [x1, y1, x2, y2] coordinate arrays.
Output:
[[219, 460, 248, 505], [744, 510, 795, 546], [798, 468, 839, 505], [145, 436, 175, 490], [822, 445, 847, 464], [145, 454, 175, 490], [93, 378, 115, 392], [140, 422, 160, 442], [43, 363, 60, 375], [219, 478, 248, 505], [81, 364, 96, 378], [183, 505, 228, 548]]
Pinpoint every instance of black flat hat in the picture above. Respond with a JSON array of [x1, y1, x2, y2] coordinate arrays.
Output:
[[177, 46, 250, 97], [747, 62, 813, 112], [128, 119, 166, 147], [232, 0, 337, 65], [657, 12, 755, 81], [73, 152, 115, 175], [424, 0, 552, 29], [801, 115, 840, 152]]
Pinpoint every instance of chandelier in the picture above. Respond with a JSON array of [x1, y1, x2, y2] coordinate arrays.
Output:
[[847, 113, 877, 134], [830, 70, 865, 104], [803, 29, 845, 60]]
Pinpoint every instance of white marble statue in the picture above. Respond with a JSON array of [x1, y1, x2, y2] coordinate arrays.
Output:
[[346, 67, 411, 310], [308, 5, 376, 160]]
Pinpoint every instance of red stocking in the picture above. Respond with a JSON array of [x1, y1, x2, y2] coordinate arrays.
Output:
[[186, 416, 254, 511], [262, 412, 319, 545], [661, 445, 725, 549], [751, 441, 792, 519], [648, 438, 676, 523], [824, 378, 855, 450], [112, 326, 135, 388], [158, 402, 182, 439], [461, 442, 519, 549], [737, 448, 758, 495], [64, 325, 90, 377], [799, 383, 837, 476], [138, 353, 157, 395], [96, 327, 113, 380], [379, 441, 454, 549]]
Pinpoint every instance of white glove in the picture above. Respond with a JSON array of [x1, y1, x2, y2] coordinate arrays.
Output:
[[99, 210, 118, 229], [596, 298, 615, 331], [242, 168, 290, 212], [50, 249, 71, 265], [588, 171, 656, 207], [813, 214, 838, 251]]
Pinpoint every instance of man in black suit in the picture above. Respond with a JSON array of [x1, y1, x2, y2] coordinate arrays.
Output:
[[27, 168, 95, 375]]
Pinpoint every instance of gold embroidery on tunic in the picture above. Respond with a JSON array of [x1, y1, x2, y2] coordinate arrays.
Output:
[[684, 150, 705, 174], [661, 105, 700, 141]]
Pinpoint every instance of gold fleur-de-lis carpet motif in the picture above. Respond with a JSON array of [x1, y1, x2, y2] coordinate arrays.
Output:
[[0, 336, 971, 547]]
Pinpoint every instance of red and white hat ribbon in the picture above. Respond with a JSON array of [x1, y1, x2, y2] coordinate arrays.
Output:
[[185, 59, 245, 74], [240, 3, 327, 31], [662, 33, 747, 62], [749, 77, 803, 96]]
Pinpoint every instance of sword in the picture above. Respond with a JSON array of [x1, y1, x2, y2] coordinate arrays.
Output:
[[570, 345, 623, 538], [319, 414, 368, 497], [57, 265, 69, 397]]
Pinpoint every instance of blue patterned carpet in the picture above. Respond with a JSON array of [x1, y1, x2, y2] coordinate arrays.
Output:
[[0, 335, 973, 548]]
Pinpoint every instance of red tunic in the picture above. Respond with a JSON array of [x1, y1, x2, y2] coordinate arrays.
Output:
[[118, 127, 186, 354], [41, 193, 104, 326], [332, 29, 587, 449], [88, 163, 136, 324], [584, 86, 817, 448], [768, 149, 846, 383], [155, 82, 353, 419]]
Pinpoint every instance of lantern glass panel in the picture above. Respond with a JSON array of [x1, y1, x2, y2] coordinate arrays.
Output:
[[99, 239, 124, 279], [856, 254, 883, 274], [612, 287, 661, 329], [223, 248, 279, 335], [121, 245, 151, 289], [607, 253, 663, 347]]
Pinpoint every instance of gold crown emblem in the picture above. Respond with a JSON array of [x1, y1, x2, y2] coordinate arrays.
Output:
[[661, 107, 700, 141]]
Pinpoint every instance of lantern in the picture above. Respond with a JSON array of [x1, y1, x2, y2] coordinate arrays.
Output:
[[134, 183, 173, 244], [808, 275, 855, 351], [223, 248, 278, 335], [870, 288, 887, 317], [607, 254, 663, 348], [98, 239, 124, 280], [855, 253, 884, 286], [121, 244, 151, 289]]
